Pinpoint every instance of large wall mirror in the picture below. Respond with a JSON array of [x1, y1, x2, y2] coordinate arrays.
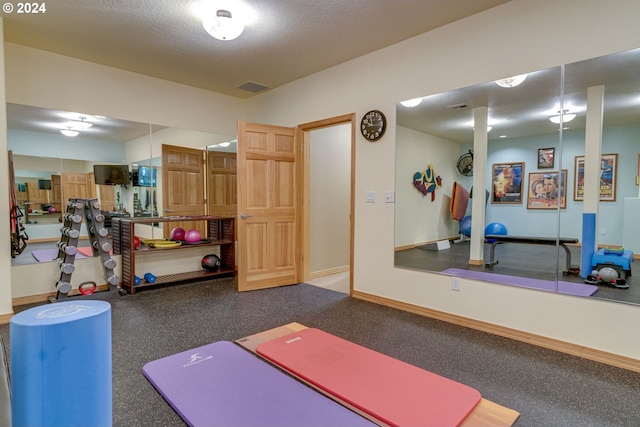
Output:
[[8, 103, 235, 265], [394, 47, 640, 307]]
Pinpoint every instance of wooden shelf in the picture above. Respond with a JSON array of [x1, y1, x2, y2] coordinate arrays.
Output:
[[114, 215, 235, 295]]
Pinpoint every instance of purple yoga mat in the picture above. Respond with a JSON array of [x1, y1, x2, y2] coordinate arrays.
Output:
[[31, 249, 86, 262], [143, 341, 375, 427], [441, 268, 598, 296]]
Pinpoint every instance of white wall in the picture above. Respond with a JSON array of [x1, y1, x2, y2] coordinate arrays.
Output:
[[395, 126, 461, 247], [309, 124, 350, 273], [244, 0, 640, 361]]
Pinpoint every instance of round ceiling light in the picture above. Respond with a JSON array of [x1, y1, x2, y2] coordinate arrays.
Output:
[[495, 74, 528, 88], [203, 9, 244, 41]]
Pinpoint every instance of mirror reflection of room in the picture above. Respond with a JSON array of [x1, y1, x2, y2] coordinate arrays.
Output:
[[394, 48, 640, 306]]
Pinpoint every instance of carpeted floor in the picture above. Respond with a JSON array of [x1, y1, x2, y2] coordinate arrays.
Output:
[[1, 277, 640, 427]]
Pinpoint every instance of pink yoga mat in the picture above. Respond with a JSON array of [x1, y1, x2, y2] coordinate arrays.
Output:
[[257, 328, 481, 427]]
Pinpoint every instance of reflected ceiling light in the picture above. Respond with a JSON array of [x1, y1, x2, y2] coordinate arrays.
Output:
[[65, 117, 93, 130], [203, 9, 244, 41], [495, 74, 528, 88], [549, 111, 576, 124], [218, 142, 232, 147], [60, 128, 79, 137], [400, 97, 423, 108]]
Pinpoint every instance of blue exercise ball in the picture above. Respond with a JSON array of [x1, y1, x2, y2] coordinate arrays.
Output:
[[460, 215, 472, 237], [485, 222, 508, 242]]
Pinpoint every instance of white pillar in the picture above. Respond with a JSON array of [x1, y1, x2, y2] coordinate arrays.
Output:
[[469, 106, 488, 265]]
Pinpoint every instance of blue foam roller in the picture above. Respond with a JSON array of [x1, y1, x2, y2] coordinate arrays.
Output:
[[10, 301, 112, 427], [581, 213, 596, 279]]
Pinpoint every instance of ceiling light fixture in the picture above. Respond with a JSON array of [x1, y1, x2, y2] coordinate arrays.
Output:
[[60, 128, 79, 137], [65, 117, 93, 130], [400, 98, 423, 108], [495, 74, 528, 88], [218, 142, 231, 147], [549, 111, 576, 124], [203, 9, 244, 41]]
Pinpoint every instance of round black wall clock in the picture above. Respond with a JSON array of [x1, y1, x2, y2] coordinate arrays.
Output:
[[360, 110, 386, 142]]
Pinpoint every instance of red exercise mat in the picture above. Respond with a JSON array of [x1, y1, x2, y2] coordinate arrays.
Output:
[[257, 328, 481, 427]]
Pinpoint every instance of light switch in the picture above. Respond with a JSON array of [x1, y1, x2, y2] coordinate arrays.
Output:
[[366, 191, 375, 203], [384, 191, 395, 203]]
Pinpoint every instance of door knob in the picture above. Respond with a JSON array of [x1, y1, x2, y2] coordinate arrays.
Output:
[[240, 213, 253, 219]]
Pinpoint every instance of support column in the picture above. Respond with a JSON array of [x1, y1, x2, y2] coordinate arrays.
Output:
[[581, 85, 604, 277], [469, 106, 488, 265]]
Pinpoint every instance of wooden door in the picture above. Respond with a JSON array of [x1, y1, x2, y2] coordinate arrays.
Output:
[[162, 144, 206, 238], [98, 185, 116, 211], [61, 172, 92, 201], [237, 122, 300, 292], [207, 150, 237, 216]]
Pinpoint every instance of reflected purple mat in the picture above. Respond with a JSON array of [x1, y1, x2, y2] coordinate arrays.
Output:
[[31, 249, 86, 262], [442, 268, 598, 296]]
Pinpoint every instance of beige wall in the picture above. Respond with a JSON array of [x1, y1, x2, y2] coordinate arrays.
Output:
[[244, 0, 640, 361], [309, 124, 350, 274]]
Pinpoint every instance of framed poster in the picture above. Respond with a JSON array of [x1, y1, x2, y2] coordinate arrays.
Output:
[[538, 148, 555, 169], [491, 162, 524, 204], [527, 170, 567, 209], [574, 153, 617, 202]]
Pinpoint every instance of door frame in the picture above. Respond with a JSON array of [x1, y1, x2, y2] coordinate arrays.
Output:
[[297, 113, 355, 293]]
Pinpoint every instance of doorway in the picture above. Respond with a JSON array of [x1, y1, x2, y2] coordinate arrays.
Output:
[[299, 114, 355, 294]]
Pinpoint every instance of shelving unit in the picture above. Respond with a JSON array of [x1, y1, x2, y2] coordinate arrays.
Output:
[[113, 215, 235, 295]]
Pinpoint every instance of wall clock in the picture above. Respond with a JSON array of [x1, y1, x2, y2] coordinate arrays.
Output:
[[360, 110, 386, 142]]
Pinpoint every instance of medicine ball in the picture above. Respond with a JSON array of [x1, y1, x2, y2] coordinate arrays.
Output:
[[202, 254, 222, 272]]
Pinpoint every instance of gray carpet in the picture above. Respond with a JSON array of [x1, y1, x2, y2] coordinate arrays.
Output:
[[1, 277, 640, 427]]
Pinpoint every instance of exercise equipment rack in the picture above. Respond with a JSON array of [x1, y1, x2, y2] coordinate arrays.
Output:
[[51, 198, 120, 301]]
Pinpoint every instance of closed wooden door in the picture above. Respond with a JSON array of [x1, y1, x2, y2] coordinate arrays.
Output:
[[162, 144, 206, 238], [236, 122, 300, 292], [207, 151, 237, 216], [61, 172, 93, 201]]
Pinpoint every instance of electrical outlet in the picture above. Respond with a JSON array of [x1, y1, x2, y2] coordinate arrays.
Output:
[[384, 191, 395, 203], [451, 277, 461, 291], [600, 227, 606, 235], [366, 191, 375, 203]]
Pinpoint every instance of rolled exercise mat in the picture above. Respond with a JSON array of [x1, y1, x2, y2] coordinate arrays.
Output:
[[257, 327, 482, 427], [143, 341, 375, 427], [10, 301, 112, 427]]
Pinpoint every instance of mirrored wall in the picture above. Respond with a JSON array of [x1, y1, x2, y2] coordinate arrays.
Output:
[[394, 47, 640, 306], [8, 103, 235, 264]]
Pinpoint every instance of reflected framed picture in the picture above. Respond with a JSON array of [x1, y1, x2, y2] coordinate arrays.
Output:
[[491, 162, 524, 204], [538, 148, 555, 169], [527, 170, 567, 209], [574, 153, 617, 202]]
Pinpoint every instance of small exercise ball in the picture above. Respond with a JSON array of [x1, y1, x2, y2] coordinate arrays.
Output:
[[460, 215, 472, 237], [598, 267, 618, 283], [201, 254, 222, 272], [485, 222, 508, 242], [170, 227, 186, 241], [48, 206, 58, 213], [133, 236, 141, 249], [184, 229, 201, 243]]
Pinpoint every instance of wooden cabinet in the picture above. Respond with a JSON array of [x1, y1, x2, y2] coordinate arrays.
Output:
[[114, 216, 235, 295]]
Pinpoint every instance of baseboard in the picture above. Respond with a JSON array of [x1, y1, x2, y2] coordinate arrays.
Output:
[[0, 312, 14, 324], [308, 265, 349, 279], [352, 290, 640, 373]]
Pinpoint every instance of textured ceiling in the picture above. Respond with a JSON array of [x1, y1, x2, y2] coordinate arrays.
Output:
[[3, 0, 509, 99]]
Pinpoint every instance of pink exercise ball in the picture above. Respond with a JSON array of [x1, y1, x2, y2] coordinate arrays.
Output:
[[184, 229, 201, 243], [48, 206, 58, 213], [170, 227, 186, 240]]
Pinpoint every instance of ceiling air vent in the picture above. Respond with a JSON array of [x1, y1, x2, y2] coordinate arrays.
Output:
[[236, 81, 271, 93], [446, 103, 470, 110]]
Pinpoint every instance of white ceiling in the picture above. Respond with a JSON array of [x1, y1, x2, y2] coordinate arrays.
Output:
[[397, 48, 640, 143], [3, 0, 509, 99]]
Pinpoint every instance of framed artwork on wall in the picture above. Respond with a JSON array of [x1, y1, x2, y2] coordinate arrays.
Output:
[[527, 170, 567, 209], [574, 153, 618, 202], [538, 148, 555, 169], [491, 162, 524, 204]]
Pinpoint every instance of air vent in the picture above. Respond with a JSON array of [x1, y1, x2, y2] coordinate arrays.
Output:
[[446, 103, 470, 110], [236, 81, 271, 93]]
